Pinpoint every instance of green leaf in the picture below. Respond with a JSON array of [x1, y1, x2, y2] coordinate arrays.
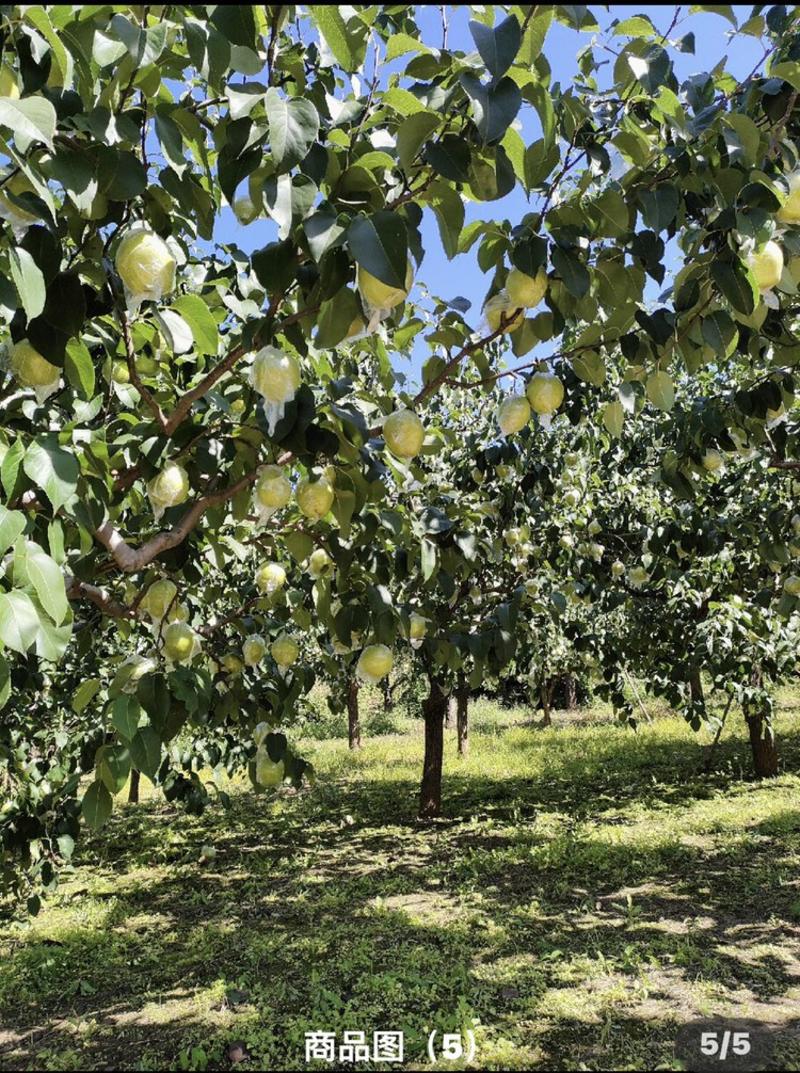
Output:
[[627, 44, 671, 92], [427, 180, 465, 260], [0, 506, 26, 554], [332, 488, 356, 538], [423, 136, 471, 182], [382, 88, 427, 116], [285, 531, 314, 563], [16, 540, 68, 625], [518, 8, 554, 64], [23, 8, 74, 85], [96, 147, 147, 201], [460, 74, 522, 144], [265, 88, 320, 172], [511, 235, 547, 276], [137, 673, 170, 722], [81, 780, 112, 830], [421, 537, 437, 581], [73, 678, 102, 714], [572, 350, 606, 386], [468, 14, 521, 79], [64, 338, 95, 400], [347, 210, 408, 290], [723, 113, 761, 165], [712, 260, 757, 315], [97, 743, 131, 795], [638, 184, 679, 232], [154, 110, 187, 177], [552, 247, 590, 297], [316, 287, 361, 348], [56, 834, 75, 860], [1, 439, 25, 500], [524, 138, 559, 188], [207, 5, 256, 47], [397, 112, 439, 171], [386, 33, 431, 61], [110, 14, 168, 64], [34, 606, 72, 663], [603, 400, 625, 437], [310, 5, 367, 70], [701, 310, 737, 356], [0, 96, 57, 148], [526, 83, 556, 150], [0, 590, 39, 654], [9, 247, 46, 320], [688, 5, 737, 28], [171, 294, 219, 356], [592, 189, 630, 236], [23, 436, 79, 513], [0, 653, 10, 711], [646, 370, 675, 411], [129, 726, 162, 779], [613, 15, 656, 35], [771, 61, 800, 92]]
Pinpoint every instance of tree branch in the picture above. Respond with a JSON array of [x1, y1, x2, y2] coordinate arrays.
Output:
[[66, 577, 132, 618], [95, 468, 260, 573], [769, 458, 800, 471], [119, 310, 169, 431], [266, 6, 283, 86], [412, 315, 526, 408]]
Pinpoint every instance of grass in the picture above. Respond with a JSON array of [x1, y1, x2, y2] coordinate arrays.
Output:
[[3, 689, 800, 1070]]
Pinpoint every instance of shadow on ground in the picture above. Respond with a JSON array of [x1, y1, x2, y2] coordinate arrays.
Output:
[[2, 716, 800, 1071]]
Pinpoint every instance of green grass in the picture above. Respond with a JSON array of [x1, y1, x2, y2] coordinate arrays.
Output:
[[3, 690, 800, 1070]]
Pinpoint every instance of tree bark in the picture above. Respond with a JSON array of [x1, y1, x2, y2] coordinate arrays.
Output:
[[419, 676, 446, 818], [456, 673, 469, 757], [563, 674, 577, 710], [746, 668, 778, 778], [445, 695, 456, 729], [347, 675, 361, 750], [382, 677, 393, 711], [746, 713, 778, 777], [540, 680, 552, 727], [689, 668, 705, 716], [128, 768, 140, 804]]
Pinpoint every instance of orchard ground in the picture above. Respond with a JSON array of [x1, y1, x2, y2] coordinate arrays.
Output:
[[3, 690, 800, 1072]]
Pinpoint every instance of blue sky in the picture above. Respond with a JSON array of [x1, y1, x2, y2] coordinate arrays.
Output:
[[211, 6, 769, 385]]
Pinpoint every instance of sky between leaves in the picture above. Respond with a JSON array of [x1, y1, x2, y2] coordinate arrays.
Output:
[[202, 6, 770, 385]]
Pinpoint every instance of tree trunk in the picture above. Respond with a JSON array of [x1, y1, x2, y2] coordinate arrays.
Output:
[[746, 713, 778, 777], [746, 668, 778, 778], [456, 673, 469, 757], [128, 768, 140, 804], [347, 675, 361, 750], [445, 695, 456, 729], [540, 681, 552, 727], [689, 668, 705, 718], [419, 676, 446, 819], [382, 677, 393, 711], [563, 674, 577, 711]]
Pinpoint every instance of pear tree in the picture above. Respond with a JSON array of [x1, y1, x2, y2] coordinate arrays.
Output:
[[2, 5, 800, 904]]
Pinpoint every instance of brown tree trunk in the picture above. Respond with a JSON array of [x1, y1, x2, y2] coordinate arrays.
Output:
[[445, 695, 456, 729], [347, 676, 361, 750], [540, 681, 552, 727], [563, 674, 577, 710], [419, 676, 446, 818], [128, 768, 140, 804], [689, 668, 705, 716], [746, 714, 778, 777], [456, 673, 469, 757], [382, 677, 393, 711], [746, 668, 778, 778]]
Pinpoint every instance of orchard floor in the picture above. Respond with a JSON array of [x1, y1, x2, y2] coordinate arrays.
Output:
[[3, 693, 800, 1071]]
